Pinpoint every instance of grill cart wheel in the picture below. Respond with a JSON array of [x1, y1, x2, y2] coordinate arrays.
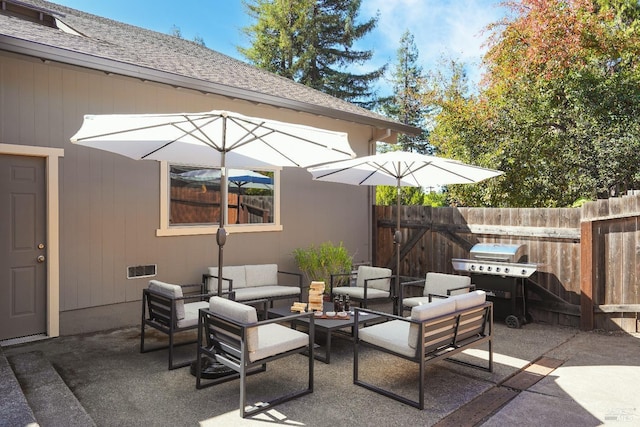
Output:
[[505, 315, 521, 329]]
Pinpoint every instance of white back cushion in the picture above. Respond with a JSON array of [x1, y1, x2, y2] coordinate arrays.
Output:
[[453, 290, 486, 310], [209, 296, 259, 352], [356, 265, 392, 291], [148, 280, 185, 320], [408, 297, 456, 349], [245, 264, 278, 287], [209, 265, 247, 290], [423, 273, 471, 297]]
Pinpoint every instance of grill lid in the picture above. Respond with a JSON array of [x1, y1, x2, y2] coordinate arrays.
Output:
[[469, 243, 526, 263]]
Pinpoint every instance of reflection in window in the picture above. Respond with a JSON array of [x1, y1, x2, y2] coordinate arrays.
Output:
[[169, 165, 274, 226]]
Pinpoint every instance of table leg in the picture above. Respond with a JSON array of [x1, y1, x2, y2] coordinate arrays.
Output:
[[324, 331, 332, 364]]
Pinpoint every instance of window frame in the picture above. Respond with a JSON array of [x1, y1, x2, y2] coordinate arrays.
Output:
[[156, 162, 282, 237]]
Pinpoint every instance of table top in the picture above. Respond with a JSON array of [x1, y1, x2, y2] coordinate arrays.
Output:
[[268, 302, 384, 331]]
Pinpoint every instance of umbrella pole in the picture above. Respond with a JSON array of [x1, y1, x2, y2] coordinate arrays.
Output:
[[393, 176, 402, 315], [217, 119, 228, 297]]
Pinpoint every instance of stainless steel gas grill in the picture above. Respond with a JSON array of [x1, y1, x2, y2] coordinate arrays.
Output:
[[452, 243, 537, 328]]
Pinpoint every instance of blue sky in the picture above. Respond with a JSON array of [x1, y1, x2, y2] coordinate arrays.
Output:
[[52, 0, 507, 95]]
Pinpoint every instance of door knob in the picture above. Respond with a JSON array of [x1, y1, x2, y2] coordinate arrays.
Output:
[[37, 255, 45, 263]]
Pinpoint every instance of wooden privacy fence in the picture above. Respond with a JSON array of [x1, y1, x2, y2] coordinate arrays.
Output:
[[373, 194, 640, 332]]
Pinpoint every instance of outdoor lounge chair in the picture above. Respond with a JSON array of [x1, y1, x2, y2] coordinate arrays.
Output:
[[196, 296, 314, 418], [330, 265, 392, 309], [400, 272, 474, 314], [140, 280, 227, 370], [354, 290, 493, 409]]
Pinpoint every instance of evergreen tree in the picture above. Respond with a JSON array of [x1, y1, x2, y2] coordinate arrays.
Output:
[[239, 0, 384, 107], [380, 30, 432, 154]]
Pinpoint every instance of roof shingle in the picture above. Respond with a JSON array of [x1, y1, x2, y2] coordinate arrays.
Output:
[[0, 0, 417, 134]]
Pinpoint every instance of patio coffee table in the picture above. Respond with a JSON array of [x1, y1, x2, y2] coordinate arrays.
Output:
[[268, 302, 385, 364]]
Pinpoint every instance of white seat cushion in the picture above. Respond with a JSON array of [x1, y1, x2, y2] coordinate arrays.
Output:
[[423, 272, 471, 297], [250, 323, 309, 362], [356, 266, 392, 292], [402, 296, 432, 308], [332, 287, 389, 300], [358, 320, 414, 358], [148, 280, 185, 320], [234, 285, 300, 301], [209, 296, 259, 351], [177, 301, 209, 328]]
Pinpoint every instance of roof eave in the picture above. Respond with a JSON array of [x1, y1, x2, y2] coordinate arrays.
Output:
[[0, 35, 421, 136]]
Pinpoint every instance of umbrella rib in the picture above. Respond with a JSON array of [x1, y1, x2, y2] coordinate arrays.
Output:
[[177, 115, 225, 150], [228, 116, 354, 158], [73, 117, 195, 142], [309, 159, 373, 181], [226, 117, 303, 165], [139, 116, 224, 160]]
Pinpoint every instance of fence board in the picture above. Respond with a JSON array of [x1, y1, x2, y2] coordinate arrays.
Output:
[[374, 194, 640, 332]]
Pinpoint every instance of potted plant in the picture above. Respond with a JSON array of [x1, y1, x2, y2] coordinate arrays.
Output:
[[293, 241, 353, 295]]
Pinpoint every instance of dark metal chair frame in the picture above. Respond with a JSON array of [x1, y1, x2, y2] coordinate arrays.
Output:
[[329, 270, 394, 309], [196, 307, 315, 418], [400, 278, 476, 314], [353, 302, 493, 409], [202, 270, 303, 308], [140, 283, 229, 370]]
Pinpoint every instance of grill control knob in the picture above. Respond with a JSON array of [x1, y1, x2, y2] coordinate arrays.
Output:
[[487, 266, 492, 272], [496, 267, 501, 273], [504, 267, 510, 274], [479, 265, 484, 271], [521, 269, 527, 275], [470, 265, 476, 271]]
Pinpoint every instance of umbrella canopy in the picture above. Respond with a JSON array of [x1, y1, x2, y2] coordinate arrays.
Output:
[[71, 109, 355, 294], [70, 110, 354, 169], [307, 150, 503, 313]]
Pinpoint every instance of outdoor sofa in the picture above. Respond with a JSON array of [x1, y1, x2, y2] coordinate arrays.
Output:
[[353, 290, 493, 409], [203, 264, 303, 307]]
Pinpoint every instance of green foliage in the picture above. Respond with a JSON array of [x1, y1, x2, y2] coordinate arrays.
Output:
[[426, 0, 640, 206], [376, 186, 424, 206], [292, 241, 353, 292], [239, 0, 384, 107], [378, 30, 433, 154], [423, 191, 448, 207], [375, 185, 447, 207]]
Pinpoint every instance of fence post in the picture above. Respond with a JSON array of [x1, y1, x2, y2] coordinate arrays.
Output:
[[580, 220, 595, 330]]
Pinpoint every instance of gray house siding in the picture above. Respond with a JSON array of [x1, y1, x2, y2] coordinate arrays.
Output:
[[1, 50, 373, 334]]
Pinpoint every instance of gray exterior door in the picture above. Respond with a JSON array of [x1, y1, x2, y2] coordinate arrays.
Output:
[[0, 154, 47, 340]]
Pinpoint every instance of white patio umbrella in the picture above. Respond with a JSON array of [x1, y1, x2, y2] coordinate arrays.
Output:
[[307, 150, 503, 313], [70, 110, 355, 295]]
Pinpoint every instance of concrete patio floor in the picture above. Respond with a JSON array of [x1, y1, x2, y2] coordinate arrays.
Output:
[[2, 315, 640, 426]]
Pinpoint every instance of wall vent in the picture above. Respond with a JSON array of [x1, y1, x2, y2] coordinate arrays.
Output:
[[127, 264, 157, 279]]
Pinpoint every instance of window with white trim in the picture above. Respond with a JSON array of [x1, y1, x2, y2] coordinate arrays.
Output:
[[158, 163, 281, 236]]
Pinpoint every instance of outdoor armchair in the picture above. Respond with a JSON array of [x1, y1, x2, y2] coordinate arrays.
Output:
[[330, 265, 392, 309], [354, 290, 493, 409], [196, 296, 314, 418], [401, 272, 474, 314], [140, 280, 233, 370]]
